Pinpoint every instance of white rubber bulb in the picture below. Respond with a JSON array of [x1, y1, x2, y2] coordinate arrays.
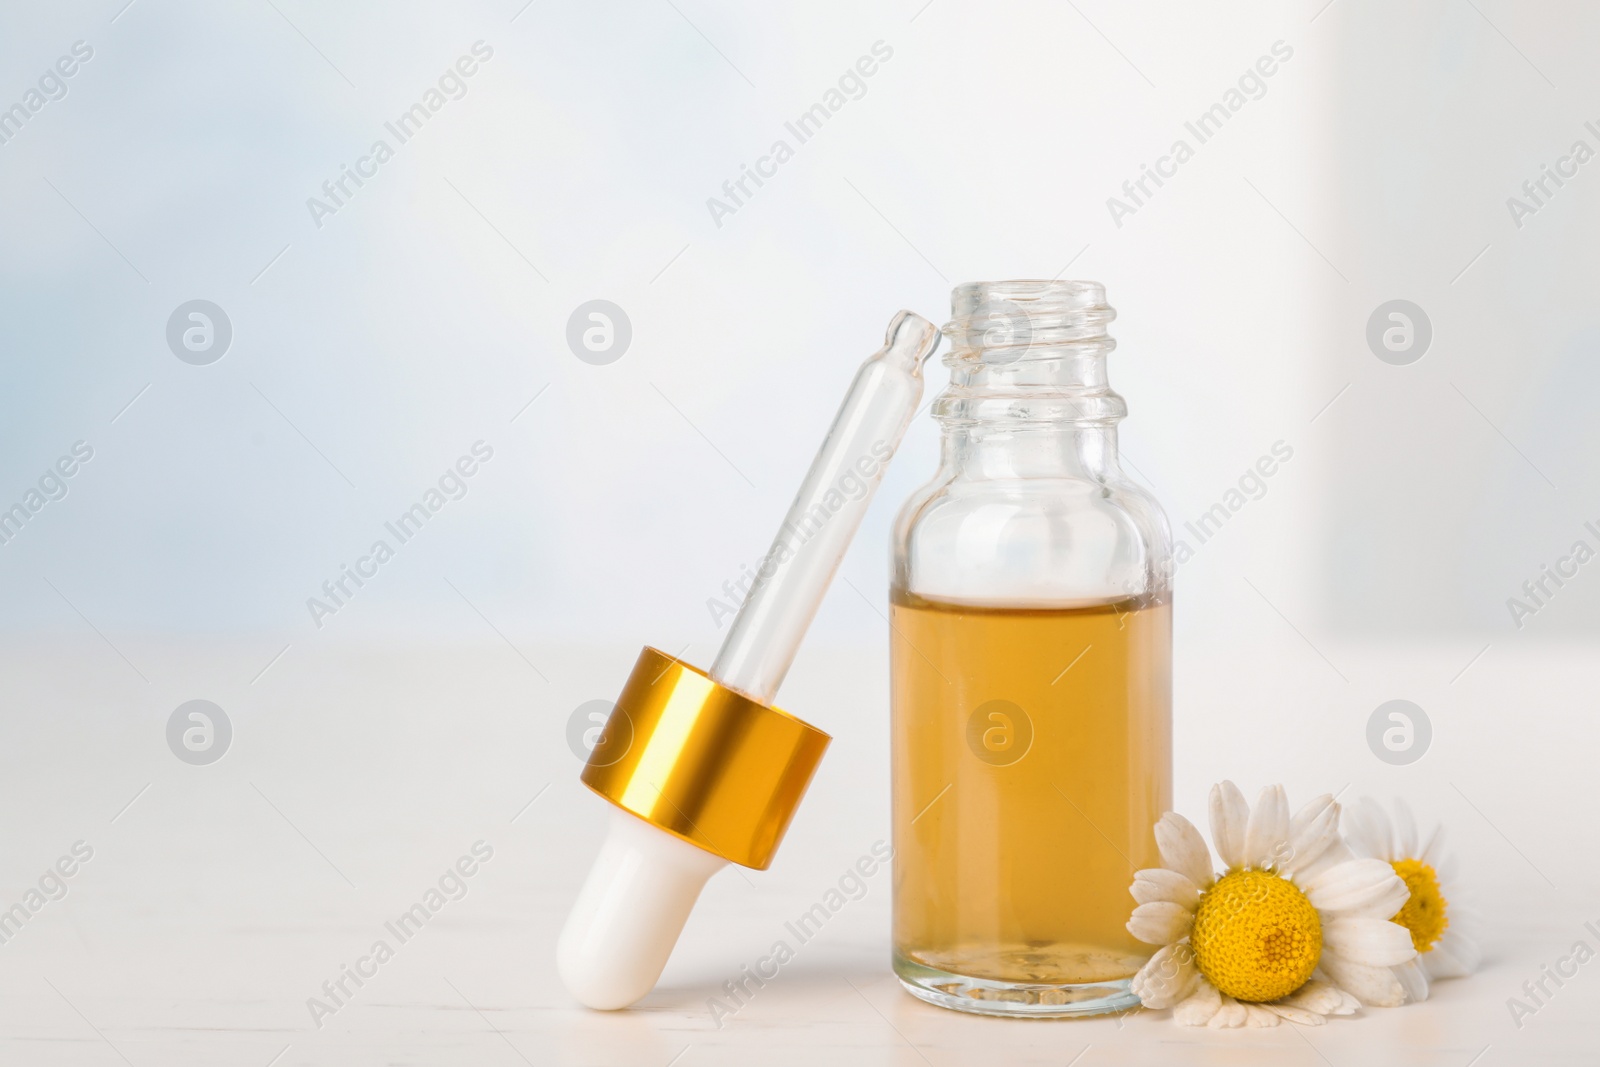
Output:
[[556, 809, 729, 1010]]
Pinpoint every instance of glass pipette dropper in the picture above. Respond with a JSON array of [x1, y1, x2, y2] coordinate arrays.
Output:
[[558, 310, 941, 1010]]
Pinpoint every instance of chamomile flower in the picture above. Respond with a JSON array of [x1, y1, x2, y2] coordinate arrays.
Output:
[[1126, 782, 1417, 1026], [1343, 797, 1480, 1003]]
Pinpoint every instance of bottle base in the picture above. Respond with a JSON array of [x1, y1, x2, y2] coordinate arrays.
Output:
[[893, 951, 1142, 1019]]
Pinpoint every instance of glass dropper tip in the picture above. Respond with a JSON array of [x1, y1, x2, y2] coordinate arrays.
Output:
[[883, 310, 942, 371]]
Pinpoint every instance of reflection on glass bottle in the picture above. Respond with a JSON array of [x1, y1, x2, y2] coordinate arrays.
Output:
[[890, 281, 1174, 1017]]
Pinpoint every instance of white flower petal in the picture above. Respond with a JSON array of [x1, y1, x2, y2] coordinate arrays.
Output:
[[1129, 943, 1199, 1009], [1128, 901, 1194, 946], [1392, 797, 1418, 859], [1323, 917, 1418, 968], [1304, 858, 1409, 919], [1291, 837, 1354, 886], [1243, 784, 1290, 870], [1172, 981, 1221, 1026], [1421, 929, 1481, 979], [1418, 821, 1445, 865], [1155, 812, 1215, 889], [1283, 794, 1340, 878], [1394, 957, 1430, 1003], [1342, 797, 1393, 862], [1131, 868, 1201, 909], [1319, 952, 1406, 1007], [1209, 781, 1250, 871], [1208, 994, 1249, 1028], [1241, 1002, 1281, 1027], [1282, 979, 1358, 1016], [1265, 1001, 1327, 1025]]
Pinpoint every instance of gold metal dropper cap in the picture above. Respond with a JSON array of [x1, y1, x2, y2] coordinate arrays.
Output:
[[580, 647, 831, 870]]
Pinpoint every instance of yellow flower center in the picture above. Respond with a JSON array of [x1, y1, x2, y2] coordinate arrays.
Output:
[[1390, 858, 1449, 953], [1190, 869, 1322, 1002]]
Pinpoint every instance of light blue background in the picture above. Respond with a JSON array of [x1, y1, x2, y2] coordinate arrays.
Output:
[[0, 0, 1594, 657]]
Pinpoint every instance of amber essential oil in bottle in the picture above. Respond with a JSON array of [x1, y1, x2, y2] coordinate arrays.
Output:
[[890, 588, 1172, 1010]]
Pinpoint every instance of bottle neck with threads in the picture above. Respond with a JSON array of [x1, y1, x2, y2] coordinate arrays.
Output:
[[935, 279, 1126, 483], [897, 280, 1169, 607]]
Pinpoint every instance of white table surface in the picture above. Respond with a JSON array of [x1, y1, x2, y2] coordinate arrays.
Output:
[[0, 633, 1594, 1066]]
